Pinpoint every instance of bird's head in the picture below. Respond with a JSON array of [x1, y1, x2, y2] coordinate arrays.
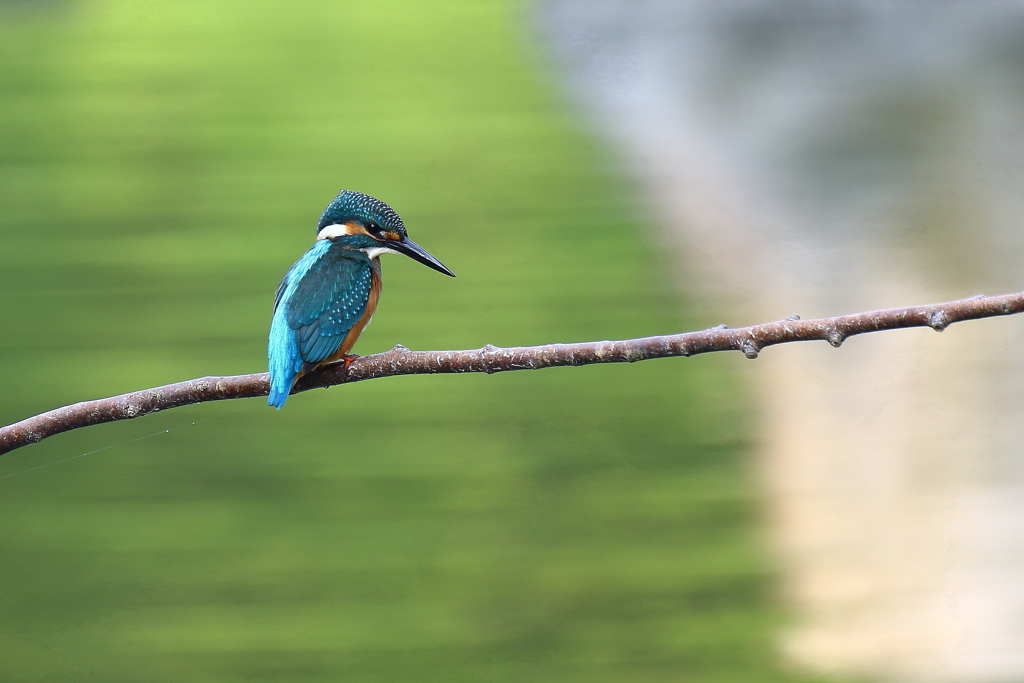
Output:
[[315, 190, 454, 277]]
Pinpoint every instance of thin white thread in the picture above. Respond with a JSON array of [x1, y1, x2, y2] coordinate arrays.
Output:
[[0, 409, 241, 481]]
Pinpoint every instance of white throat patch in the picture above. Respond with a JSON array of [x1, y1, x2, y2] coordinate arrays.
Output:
[[363, 246, 400, 260]]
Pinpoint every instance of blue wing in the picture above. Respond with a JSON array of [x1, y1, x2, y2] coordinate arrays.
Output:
[[268, 241, 373, 408]]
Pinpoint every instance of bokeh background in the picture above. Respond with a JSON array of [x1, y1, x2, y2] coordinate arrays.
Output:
[[0, 1, 779, 682], [3, 1, 1024, 682], [541, 2, 1024, 681]]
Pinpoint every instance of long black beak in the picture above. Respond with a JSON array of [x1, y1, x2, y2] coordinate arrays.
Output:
[[386, 236, 455, 277]]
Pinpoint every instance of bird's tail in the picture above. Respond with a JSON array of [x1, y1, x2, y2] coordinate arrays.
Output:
[[267, 377, 295, 410], [268, 312, 302, 409]]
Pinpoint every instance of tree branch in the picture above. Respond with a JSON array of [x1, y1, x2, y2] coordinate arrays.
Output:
[[2, 291, 1023, 456]]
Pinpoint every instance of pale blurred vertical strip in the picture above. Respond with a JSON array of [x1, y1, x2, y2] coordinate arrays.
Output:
[[539, 1, 1024, 679]]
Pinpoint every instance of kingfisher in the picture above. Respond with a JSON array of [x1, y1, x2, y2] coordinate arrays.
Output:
[[267, 190, 454, 409]]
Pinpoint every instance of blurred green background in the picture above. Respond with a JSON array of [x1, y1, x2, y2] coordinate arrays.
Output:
[[0, 1, 813, 681]]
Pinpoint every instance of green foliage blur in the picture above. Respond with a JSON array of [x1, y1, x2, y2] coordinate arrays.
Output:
[[0, 1, 807, 681]]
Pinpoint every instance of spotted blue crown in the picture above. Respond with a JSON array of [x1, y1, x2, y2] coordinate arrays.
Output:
[[317, 190, 407, 237]]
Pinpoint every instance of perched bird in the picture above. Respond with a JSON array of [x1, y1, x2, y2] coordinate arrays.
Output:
[[267, 190, 454, 408]]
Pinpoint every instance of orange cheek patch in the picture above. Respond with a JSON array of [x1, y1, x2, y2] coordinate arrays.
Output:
[[317, 222, 372, 240], [383, 231, 401, 241], [345, 222, 374, 237]]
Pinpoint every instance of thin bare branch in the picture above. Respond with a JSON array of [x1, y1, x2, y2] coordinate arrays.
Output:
[[2, 291, 1023, 456]]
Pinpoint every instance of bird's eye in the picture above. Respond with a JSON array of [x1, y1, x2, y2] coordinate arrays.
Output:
[[366, 222, 381, 234]]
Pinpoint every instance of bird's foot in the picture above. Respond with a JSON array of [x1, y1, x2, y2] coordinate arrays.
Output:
[[339, 354, 360, 371]]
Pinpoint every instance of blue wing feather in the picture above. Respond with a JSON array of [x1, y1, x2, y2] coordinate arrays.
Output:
[[267, 240, 373, 408]]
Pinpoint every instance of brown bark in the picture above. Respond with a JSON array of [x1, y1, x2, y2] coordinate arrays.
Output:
[[2, 291, 1022, 456]]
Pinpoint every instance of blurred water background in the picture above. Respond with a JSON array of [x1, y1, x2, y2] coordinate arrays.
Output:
[[0, 1, 796, 682], [6, 1, 1023, 681], [541, 1, 1024, 681]]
